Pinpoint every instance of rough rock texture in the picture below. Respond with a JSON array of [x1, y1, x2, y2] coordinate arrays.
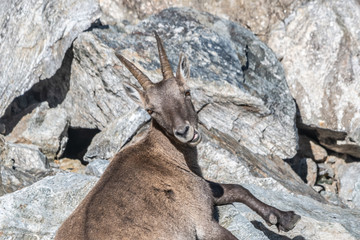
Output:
[[85, 159, 109, 177], [84, 108, 150, 161], [0, 172, 97, 239], [0, 137, 50, 196], [99, 0, 308, 42], [337, 162, 360, 209], [268, 0, 360, 158], [0, 0, 100, 118], [5, 102, 69, 160], [58, 31, 143, 130]]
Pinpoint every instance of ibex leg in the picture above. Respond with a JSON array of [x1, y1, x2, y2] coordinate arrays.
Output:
[[208, 182, 300, 232]]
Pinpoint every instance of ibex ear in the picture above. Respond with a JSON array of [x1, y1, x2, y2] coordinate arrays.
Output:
[[123, 82, 146, 107], [176, 53, 190, 84]]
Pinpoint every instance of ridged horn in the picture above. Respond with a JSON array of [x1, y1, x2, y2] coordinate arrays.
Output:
[[115, 53, 153, 90], [154, 31, 174, 80]]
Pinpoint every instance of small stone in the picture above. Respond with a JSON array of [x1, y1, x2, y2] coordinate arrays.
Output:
[[305, 158, 318, 186], [312, 185, 324, 193], [5, 102, 70, 161]]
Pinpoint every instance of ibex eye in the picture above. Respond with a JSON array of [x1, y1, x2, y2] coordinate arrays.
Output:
[[146, 109, 154, 115], [185, 90, 191, 97]]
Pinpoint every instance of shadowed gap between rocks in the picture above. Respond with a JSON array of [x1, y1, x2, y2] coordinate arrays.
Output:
[[286, 103, 360, 182], [61, 127, 100, 164], [0, 46, 74, 135], [285, 102, 360, 207]]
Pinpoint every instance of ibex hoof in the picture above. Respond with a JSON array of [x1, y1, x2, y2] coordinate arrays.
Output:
[[266, 210, 301, 232]]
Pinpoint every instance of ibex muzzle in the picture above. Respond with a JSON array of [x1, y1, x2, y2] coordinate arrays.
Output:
[[55, 32, 300, 240]]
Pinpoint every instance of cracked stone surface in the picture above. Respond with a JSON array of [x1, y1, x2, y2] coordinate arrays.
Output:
[[268, 0, 360, 158], [0, 0, 100, 119]]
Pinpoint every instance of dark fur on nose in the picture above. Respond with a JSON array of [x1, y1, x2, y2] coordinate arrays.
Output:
[[175, 125, 189, 137]]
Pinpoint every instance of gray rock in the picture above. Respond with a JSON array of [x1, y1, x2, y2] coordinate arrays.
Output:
[[84, 107, 150, 162], [1, 143, 49, 173], [0, 172, 98, 239], [0, 141, 50, 196], [85, 159, 109, 177], [5, 102, 69, 160], [99, 0, 307, 42], [337, 162, 360, 209], [268, 0, 360, 158], [318, 163, 335, 179], [58, 31, 141, 130], [0, 0, 100, 118]]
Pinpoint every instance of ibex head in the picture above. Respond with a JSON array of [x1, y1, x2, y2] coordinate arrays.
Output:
[[116, 32, 201, 146]]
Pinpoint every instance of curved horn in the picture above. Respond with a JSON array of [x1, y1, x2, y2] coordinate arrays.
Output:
[[115, 53, 153, 90], [154, 31, 174, 80]]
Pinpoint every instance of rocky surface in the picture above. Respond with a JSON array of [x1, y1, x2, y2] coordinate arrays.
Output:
[[84, 108, 150, 161], [0, 172, 98, 239], [337, 162, 360, 209], [99, 0, 308, 42], [5, 102, 69, 160], [268, 0, 360, 158], [1, 1, 360, 240], [0, 136, 52, 197], [0, 0, 100, 126]]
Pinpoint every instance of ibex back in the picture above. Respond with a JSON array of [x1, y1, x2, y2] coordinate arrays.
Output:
[[55, 32, 300, 240]]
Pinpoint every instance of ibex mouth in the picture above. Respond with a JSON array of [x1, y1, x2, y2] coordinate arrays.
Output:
[[188, 129, 201, 146]]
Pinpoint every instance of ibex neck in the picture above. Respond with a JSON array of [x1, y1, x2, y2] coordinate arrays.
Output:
[[149, 120, 201, 176]]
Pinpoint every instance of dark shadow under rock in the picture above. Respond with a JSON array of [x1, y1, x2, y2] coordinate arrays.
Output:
[[0, 47, 73, 135]]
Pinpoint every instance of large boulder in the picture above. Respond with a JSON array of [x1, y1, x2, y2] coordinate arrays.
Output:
[[268, 0, 360, 158], [5, 102, 70, 160], [0, 0, 100, 120]]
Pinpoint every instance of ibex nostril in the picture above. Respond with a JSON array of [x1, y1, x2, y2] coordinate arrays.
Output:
[[175, 126, 189, 137]]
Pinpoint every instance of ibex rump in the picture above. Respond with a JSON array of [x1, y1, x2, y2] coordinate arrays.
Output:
[[55, 32, 300, 240]]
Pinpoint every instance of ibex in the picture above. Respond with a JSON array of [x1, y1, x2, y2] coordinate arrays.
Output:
[[55, 32, 300, 240]]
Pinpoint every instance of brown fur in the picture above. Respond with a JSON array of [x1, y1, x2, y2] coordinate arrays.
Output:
[[55, 33, 300, 240]]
